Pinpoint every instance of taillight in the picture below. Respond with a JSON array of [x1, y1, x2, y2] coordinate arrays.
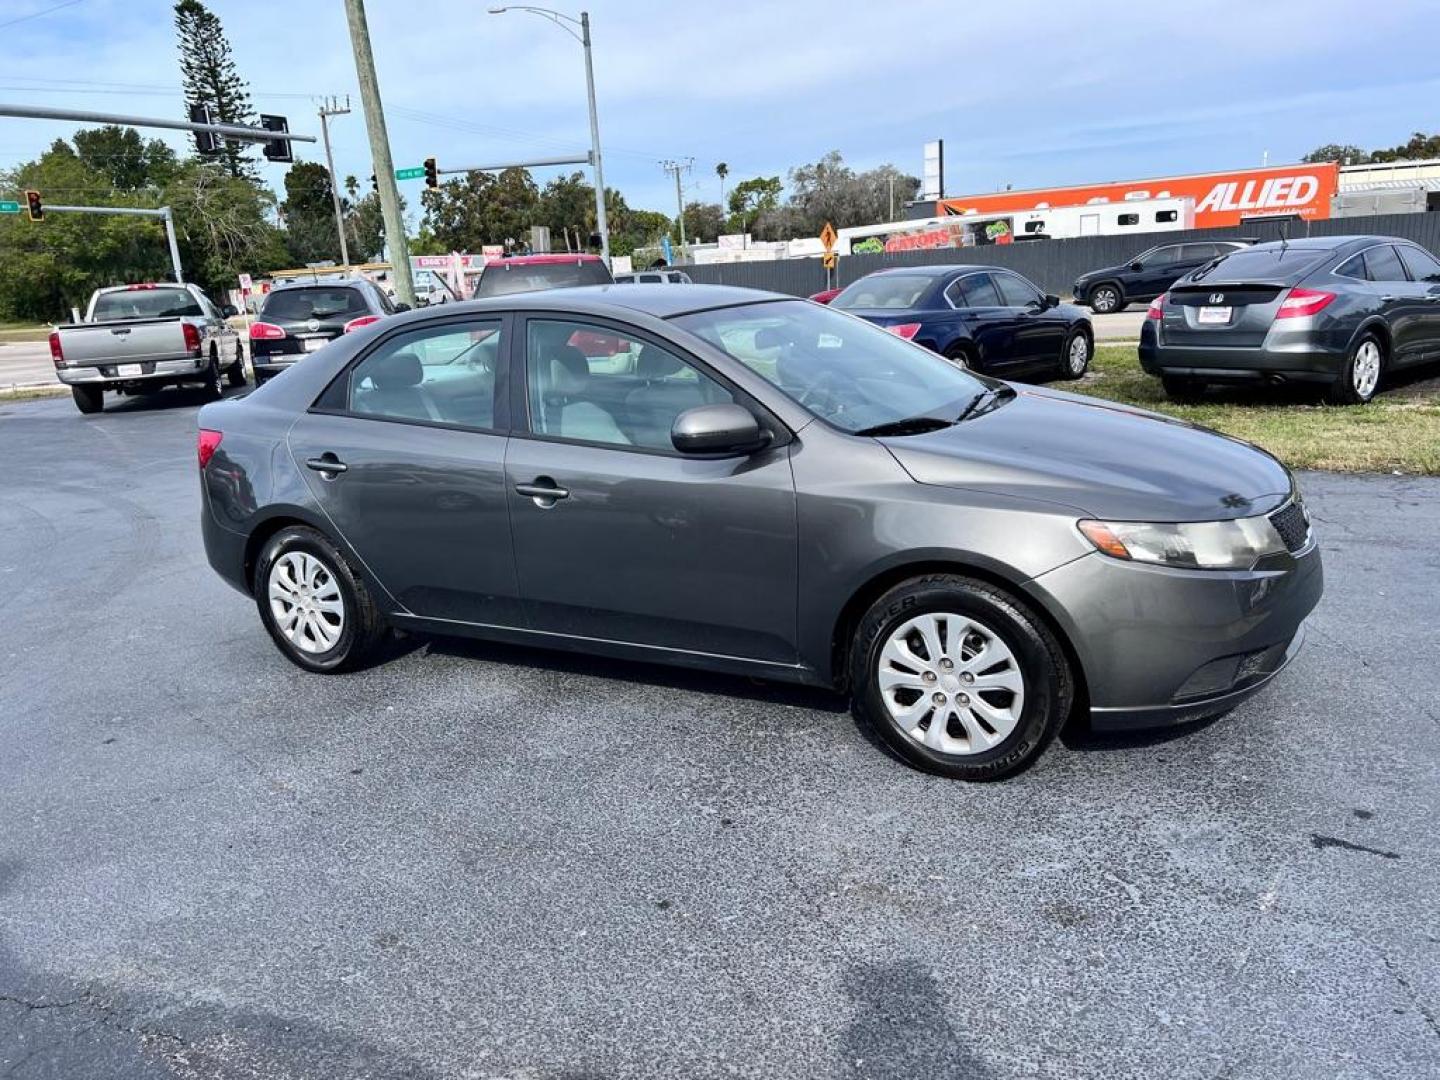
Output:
[[343, 315, 381, 334], [1275, 287, 1336, 320], [182, 322, 202, 355], [197, 429, 223, 469], [249, 322, 286, 340], [885, 323, 921, 340], [48, 330, 65, 368], [1146, 295, 1166, 320]]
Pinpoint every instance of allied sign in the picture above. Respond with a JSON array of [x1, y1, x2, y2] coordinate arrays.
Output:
[[395, 166, 427, 181], [0, 201, 19, 214]]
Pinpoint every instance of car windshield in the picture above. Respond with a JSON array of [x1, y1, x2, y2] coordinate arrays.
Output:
[[261, 287, 368, 320], [473, 260, 612, 298], [91, 287, 202, 320], [673, 299, 990, 434], [831, 275, 935, 310]]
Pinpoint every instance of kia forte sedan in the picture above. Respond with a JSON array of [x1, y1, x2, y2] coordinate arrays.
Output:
[[198, 285, 1322, 780]]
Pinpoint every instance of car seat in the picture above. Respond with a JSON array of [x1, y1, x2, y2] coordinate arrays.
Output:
[[537, 341, 630, 445], [353, 350, 441, 422], [623, 345, 717, 448]]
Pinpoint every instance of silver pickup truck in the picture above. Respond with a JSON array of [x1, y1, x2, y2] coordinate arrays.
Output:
[[51, 283, 246, 414]]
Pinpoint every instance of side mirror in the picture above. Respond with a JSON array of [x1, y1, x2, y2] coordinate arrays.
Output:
[[672, 403, 768, 456], [1129, 261, 1143, 271], [1043, 294, 1060, 309], [394, 302, 411, 312], [221, 304, 238, 318]]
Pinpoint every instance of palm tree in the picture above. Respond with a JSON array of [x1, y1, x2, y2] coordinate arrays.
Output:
[[715, 162, 729, 224]]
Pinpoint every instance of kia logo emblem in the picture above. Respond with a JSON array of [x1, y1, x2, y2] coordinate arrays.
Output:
[[1209, 293, 1225, 305]]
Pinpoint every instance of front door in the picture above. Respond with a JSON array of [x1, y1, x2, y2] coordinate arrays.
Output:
[[993, 271, 1067, 370], [504, 315, 799, 663], [287, 315, 522, 625]]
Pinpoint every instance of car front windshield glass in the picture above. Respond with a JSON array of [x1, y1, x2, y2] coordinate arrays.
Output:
[[831, 275, 934, 310], [673, 300, 989, 434]]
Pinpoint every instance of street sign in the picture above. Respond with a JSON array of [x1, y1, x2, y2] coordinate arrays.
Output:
[[822, 252, 837, 271], [395, 166, 426, 181], [0, 201, 19, 214], [819, 221, 838, 253], [237, 272, 253, 291]]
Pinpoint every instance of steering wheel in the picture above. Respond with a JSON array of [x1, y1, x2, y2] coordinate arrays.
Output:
[[795, 371, 844, 414]]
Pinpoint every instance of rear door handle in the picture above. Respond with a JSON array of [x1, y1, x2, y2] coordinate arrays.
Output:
[[515, 479, 569, 503], [305, 455, 347, 475], [1379, 295, 1398, 303]]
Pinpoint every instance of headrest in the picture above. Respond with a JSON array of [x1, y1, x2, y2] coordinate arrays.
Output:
[[369, 350, 423, 389], [635, 345, 684, 379], [548, 345, 590, 394], [753, 326, 787, 351]]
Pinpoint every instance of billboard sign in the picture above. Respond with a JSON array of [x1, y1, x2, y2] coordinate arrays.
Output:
[[922, 140, 944, 201], [937, 162, 1340, 229]]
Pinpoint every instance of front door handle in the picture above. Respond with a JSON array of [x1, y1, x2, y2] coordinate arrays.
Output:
[[1379, 295, 1398, 303], [305, 455, 347, 475], [515, 478, 569, 505]]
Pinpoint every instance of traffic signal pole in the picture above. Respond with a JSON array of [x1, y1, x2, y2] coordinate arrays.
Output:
[[0, 102, 316, 148]]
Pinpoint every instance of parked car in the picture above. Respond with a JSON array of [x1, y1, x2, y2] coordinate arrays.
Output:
[[1073, 240, 1254, 313], [614, 269, 693, 284], [471, 253, 613, 298], [249, 278, 400, 385], [809, 287, 842, 305], [50, 282, 244, 414], [830, 265, 1094, 381], [1140, 235, 1440, 405], [197, 285, 1321, 781]]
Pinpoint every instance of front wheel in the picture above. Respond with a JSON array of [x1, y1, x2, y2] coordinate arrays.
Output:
[[71, 385, 104, 414], [254, 526, 387, 673], [848, 575, 1073, 781], [1088, 284, 1122, 314], [1060, 331, 1091, 380], [1326, 333, 1384, 405]]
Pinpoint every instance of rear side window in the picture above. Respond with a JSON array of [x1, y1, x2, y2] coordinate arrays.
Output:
[[1147, 247, 1181, 266], [1181, 244, 1216, 261], [473, 260, 612, 298], [1362, 245, 1408, 283], [1399, 245, 1440, 284], [949, 273, 1002, 307], [92, 287, 202, 320], [344, 320, 503, 429], [262, 287, 368, 320]]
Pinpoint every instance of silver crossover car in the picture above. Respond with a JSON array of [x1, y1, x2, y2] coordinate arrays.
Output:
[[198, 285, 1322, 780]]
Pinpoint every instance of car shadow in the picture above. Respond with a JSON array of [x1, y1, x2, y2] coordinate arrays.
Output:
[[1059, 709, 1226, 752], [93, 384, 249, 415], [1187, 354, 1440, 406]]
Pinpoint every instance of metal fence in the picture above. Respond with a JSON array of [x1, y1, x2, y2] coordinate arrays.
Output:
[[672, 212, 1440, 299]]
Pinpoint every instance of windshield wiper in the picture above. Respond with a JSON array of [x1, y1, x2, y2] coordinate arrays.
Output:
[[854, 416, 955, 438], [954, 383, 1016, 423]]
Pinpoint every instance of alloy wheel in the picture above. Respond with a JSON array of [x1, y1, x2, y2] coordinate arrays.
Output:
[[1068, 334, 1090, 374], [1352, 340, 1381, 399], [876, 612, 1026, 756], [267, 551, 344, 654], [1093, 287, 1118, 313]]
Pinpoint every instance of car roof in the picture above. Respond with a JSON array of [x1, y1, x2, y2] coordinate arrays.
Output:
[[488, 253, 605, 266], [1244, 235, 1395, 254], [863, 265, 1002, 279], [269, 278, 370, 291]]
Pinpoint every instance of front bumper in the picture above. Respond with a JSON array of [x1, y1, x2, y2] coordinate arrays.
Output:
[[57, 356, 208, 385], [1139, 320, 1348, 383], [1025, 540, 1323, 731]]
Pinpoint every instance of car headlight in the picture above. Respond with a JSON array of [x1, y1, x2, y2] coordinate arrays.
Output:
[[1077, 515, 1286, 570]]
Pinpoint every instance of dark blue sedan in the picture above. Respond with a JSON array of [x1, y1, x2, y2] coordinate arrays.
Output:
[[830, 265, 1094, 382]]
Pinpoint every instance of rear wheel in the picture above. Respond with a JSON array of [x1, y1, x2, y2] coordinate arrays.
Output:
[[1327, 333, 1384, 405], [226, 342, 247, 387], [1161, 375, 1205, 402], [201, 352, 223, 401], [944, 344, 976, 371], [70, 385, 104, 414], [848, 574, 1072, 781], [1060, 331, 1091, 380], [254, 525, 386, 673], [1088, 284, 1122, 314]]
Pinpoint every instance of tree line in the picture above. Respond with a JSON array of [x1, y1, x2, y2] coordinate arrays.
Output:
[[1303, 131, 1440, 166]]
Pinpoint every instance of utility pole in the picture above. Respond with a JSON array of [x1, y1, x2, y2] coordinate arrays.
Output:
[[342, 0, 415, 306], [318, 96, 352, 269], [661, 158, 692, 249], [578, 11, 609, 265]]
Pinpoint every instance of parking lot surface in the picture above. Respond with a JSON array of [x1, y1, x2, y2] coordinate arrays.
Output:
[[2, 390, 1437, 1080]]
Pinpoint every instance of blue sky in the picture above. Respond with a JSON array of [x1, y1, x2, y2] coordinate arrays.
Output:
[[2, 0, 1438, 225]]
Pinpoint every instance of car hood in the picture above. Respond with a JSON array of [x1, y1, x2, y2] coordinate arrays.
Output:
[[881, 384, 1293, 521]]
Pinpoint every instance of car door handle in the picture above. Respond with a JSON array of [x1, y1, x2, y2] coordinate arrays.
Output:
[[305, 456, 347, 475], [1380, 295, 1398, 303], [515, 479, 569, 502]]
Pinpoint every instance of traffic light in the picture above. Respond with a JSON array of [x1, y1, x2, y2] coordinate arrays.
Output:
[[24, 190, 42, 222], [424, 157, 438, 188], [190, 103, 220, 155], [259, 114, 293, 163], [369, 174, 378, 194]]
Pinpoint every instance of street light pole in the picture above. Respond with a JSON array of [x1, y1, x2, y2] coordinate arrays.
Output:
[[488, 6, 609, 264]]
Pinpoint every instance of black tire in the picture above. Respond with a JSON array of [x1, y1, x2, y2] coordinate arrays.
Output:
[[944, 344, 977, 371], [201, 352, 223, 401], [848, 574, 1073, 781], [1326, 332, 1385, 405], [1059, 330, 1091, 380], [1088, 284, 1123, 314], [226, 342, 247, 388], [253, 525, 387, 673], [1161, 375, 1205, 403], [70, 385, 104, 414]]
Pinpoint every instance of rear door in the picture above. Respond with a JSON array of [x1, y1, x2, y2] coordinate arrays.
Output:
[[1364, 244, 1429, 367], [286, 314, 520, 624], [503, 314, 798, 663]]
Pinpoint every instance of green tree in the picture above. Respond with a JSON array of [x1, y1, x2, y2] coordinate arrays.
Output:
[[344, 175, 387, 262], [164, 160, 288, 290], [726, 175, 782, 233], [174, 0, 256, 179], [1303, 143, 1370, 165], [281, 161, 342, 265], [538, 171, 597, 248], [682, 201, 725, 243], [73, 126, 179, 191], [420, 168, 540, 251], [1371, 131, 1440, 163]]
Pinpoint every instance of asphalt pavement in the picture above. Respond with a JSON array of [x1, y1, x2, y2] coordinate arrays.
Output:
[[1, 389, 1437, 1080]]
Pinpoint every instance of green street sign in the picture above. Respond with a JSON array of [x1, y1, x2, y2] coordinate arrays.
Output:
[[0, 201, 21, 214], [394, 166, 426, 181]]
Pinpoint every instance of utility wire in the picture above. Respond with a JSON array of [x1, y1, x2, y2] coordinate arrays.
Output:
[[0, 0, 86, 32]]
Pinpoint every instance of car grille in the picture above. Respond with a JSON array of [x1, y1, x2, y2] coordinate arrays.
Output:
[[1269, 500, 1310, 553]]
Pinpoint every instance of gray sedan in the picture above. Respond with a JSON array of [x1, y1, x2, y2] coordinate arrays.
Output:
[[198, 285, 1322, 780]]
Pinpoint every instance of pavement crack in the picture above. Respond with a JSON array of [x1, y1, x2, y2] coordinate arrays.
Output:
[[1309, 833, 1401, 860], [1379, 951, 1440, 1040], [0, 988, 186, 1049]]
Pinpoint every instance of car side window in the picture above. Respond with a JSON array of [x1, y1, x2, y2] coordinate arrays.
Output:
[[1148, 247, 1180, 266], [525, 318, 734, 451], [1182, 243, 1215, 261], [1362, 245, 1408, 283], [994, 273, 1042, 307], [951, 273, 1002, 307], [1334, 254, 1367, 280], [345, 320, 502, 430], [1398, 245, 1440, 284]]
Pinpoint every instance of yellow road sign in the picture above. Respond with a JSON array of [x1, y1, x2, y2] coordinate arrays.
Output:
[[822, 251, 837, 271], [819, 221, 837, 252]]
